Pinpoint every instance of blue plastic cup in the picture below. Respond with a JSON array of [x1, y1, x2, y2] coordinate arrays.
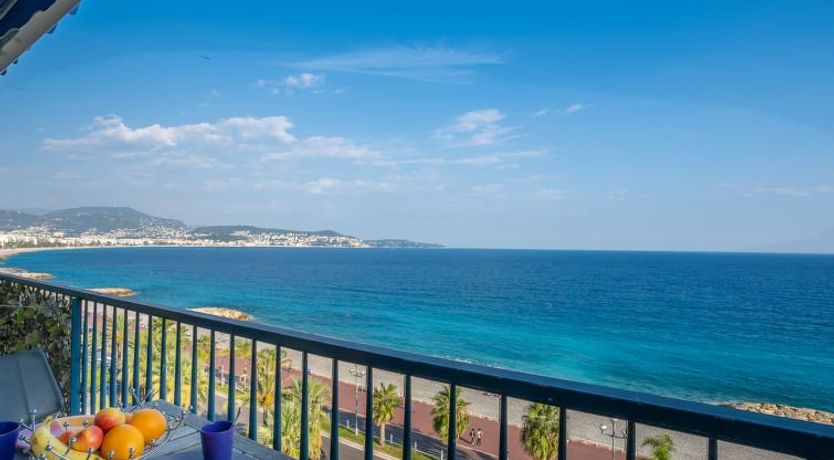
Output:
[[0, 421, 20, 460], [200, 420, 234, 460]]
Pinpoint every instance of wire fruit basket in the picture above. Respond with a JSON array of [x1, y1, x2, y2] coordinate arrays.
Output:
[[18, 392, 188, 460]]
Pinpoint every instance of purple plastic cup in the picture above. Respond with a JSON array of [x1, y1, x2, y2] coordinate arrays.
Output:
[[0, 421, 20, 460], [200, 420, 234, 460]]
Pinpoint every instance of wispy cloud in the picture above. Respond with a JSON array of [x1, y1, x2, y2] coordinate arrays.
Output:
[[533, 108, 549, 117], [535, 188, 570, 201], [256, 72, 327, 94], [564, 103, 589, 114], [43, 115, 296, 152], [291, 45, 503, 82], [434, 109, 517, 147], [725, 183, 834, 198], [260, 136, 379, 161]]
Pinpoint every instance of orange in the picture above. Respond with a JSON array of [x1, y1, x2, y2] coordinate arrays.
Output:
[[128, 408, 168, 444], [101, 424, 144, 460]]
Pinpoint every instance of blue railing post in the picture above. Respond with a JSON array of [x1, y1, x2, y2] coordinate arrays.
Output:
[[300, 351, 309, 460], [248, 340, 258, 441], [227, 335, 236, 422], [331, 359, 340, 460], [69, 297, 82, 415], [364, 369, 373, 460], [626, 420, 636, 460], [403, 375, 412, 460], [499, 394, 508, 460], [558, 406, 567, 460], [447, 383, 457, 460]]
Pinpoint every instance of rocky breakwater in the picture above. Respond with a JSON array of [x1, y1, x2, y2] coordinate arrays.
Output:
[[89, 287, 137, 297], [728, 402, 834, 425], [189, 307, 252, 321]]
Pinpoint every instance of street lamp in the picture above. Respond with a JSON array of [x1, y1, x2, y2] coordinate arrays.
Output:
[[348, 365, 366, 435], [599, 418, 627, 460]]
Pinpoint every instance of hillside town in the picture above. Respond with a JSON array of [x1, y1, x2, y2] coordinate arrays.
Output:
[[0, 225, 371, 249], [0, 207, 440, 249]]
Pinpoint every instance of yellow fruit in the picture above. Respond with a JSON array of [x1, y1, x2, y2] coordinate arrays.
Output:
[[128, 408, 168, 444], [100, 424, 144, 460], [29, 417, 105, 460]]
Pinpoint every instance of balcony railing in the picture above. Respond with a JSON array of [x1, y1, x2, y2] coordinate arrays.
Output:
[[2, 271, 834, 460]]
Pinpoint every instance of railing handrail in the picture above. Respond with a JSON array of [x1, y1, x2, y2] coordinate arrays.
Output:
[[3, 271, 834, 459]]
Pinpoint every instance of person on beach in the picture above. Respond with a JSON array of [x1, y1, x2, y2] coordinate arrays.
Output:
[[476, 428, 483, 447], [469, 428, 475, 444]]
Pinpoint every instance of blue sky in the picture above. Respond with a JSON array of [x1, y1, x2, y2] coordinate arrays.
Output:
[[2, 0, 834, 250]]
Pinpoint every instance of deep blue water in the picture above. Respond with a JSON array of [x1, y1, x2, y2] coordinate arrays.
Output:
[[6, 248, 834, 410]]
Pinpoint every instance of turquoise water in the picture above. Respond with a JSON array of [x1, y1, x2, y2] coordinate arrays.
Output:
[[6, 247, 834, 410]]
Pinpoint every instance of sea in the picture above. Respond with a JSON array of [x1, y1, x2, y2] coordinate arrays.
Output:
[[5, 247, 834, 411]]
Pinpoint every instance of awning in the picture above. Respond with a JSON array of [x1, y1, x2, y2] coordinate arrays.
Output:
[[0, 0, 81, 75]]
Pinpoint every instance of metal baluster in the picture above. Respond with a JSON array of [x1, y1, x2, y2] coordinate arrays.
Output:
[[248, 340, 258, 441], [558, 406, 567, 460], [228, 335, 236, 422], [190, 326, 198, 413], [90, 303, 98, 414], [403, 375, 412, 460], [300, 351, 309, 460], [272, 345, 282, 452], [100, 304, 107, 408], [364, 368, 373, 460], [499, 395, 508, 460], [121, 309, 129, 406], [174, 322, 182, 407], [145, 315, 153, 402], [447, 383, 457, 460], [208, 330, 216, 420], [626, 421, 636, 460], [708, 438, 718, 460], [132, 311, 140, 405], [330, 359, 340, 460], [110, 306, 117, 405], [81, 301, 89, 414], [160, 318, 168, 402], [69, 298, 82, 415], [98, 304, 107, 409]]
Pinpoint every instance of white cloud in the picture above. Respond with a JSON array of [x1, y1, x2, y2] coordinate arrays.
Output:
[[533, 108, 549, 117], [565, 103, 589, 114], [261, 136, 379, 161], [43, 115, 296, 152], [435, 109, 516, 147], [730, 184, 834, 198], [283, 72, 325, 89], [292, 45, 502, 82], [256, 73, 327, 94], [607, 188, 628, 200], [304, 177, 380, 195], [535, 188, 570, 201]]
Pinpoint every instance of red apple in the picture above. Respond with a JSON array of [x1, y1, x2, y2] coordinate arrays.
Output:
[[94, 407, 126, 433], [58, 427, 82, 445], [72, 425, 104, 451]]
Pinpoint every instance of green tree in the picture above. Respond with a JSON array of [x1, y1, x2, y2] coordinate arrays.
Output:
[[642, 434, 675, 460], [372, 383, 400, 446], [283, 377, 330, 459], [431, 385, 470, 443], [520, 403, 560, 460]]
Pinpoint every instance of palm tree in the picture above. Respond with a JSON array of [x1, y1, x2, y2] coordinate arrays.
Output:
[[642, 434, 675, 460], [372, 383, 400, 446], [431, 385, 470, 443], [283, 377, 330, 459], [236, 347, 291, 428], [520, 403, 560, 460]]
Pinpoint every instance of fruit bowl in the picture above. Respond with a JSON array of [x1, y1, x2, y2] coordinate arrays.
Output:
[[17, 400, 187, 460]]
